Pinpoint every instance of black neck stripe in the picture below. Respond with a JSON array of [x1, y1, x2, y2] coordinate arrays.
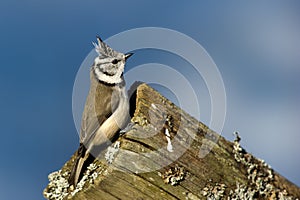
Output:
[[93, 70, 125, 87]]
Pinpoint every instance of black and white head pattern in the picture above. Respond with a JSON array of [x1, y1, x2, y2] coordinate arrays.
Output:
[[92, 36, 132, 85]]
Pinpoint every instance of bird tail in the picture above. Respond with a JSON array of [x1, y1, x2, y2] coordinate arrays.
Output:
[[68, 144, 91, 186]]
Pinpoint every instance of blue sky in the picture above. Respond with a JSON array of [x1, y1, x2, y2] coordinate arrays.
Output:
[[0, 1, 299, 199]]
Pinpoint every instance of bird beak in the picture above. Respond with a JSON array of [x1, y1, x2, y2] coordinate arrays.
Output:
[[125, 53, 134, 61]]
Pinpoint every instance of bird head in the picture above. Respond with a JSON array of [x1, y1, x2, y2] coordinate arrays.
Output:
[[92, 36, 133, 84]]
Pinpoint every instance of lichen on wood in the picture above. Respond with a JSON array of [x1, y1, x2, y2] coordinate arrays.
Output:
[[44, 83, 300, 200]]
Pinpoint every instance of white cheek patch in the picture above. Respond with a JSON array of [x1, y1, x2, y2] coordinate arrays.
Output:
[[94, 57, 100, 63], [92, 55, 126, 84]]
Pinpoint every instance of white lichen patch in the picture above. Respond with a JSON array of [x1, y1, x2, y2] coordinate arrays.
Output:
[[44, 170, 70, 200], [165, 128, 174, 152], [201, 183, 227, 200], [71, 163, 100, 196], [44, 162, 103, 199], [160, 164, 185, 186], [232, 131, 298, 199], [105, 141, 120, 164], [228, 183, 256, 200], [276, 190, 298, 200]]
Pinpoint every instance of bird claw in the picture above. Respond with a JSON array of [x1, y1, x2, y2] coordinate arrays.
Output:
[[120, 122, 135, 135]]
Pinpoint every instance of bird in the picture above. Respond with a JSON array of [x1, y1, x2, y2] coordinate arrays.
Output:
[[68, 36, 133, 187]]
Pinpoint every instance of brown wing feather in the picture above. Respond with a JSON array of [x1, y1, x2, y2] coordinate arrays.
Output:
[[69, 72, 119, 186], [80, 71, 119, 148]]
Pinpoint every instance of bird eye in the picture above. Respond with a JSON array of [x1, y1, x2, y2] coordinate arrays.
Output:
[[112, 59, 118, 64]]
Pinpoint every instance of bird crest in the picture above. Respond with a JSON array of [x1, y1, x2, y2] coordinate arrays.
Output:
[[92, 36, 122, 58]]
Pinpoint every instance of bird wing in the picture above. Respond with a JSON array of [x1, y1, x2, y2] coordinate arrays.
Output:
[[80, 94, 103, 144], [79, 81, 118, 147]]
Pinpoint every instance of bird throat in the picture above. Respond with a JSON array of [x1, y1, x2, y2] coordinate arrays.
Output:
[[93, 67, 123, 85]]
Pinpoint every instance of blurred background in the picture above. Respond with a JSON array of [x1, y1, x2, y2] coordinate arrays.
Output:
[[0, 1, 299, 199]]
